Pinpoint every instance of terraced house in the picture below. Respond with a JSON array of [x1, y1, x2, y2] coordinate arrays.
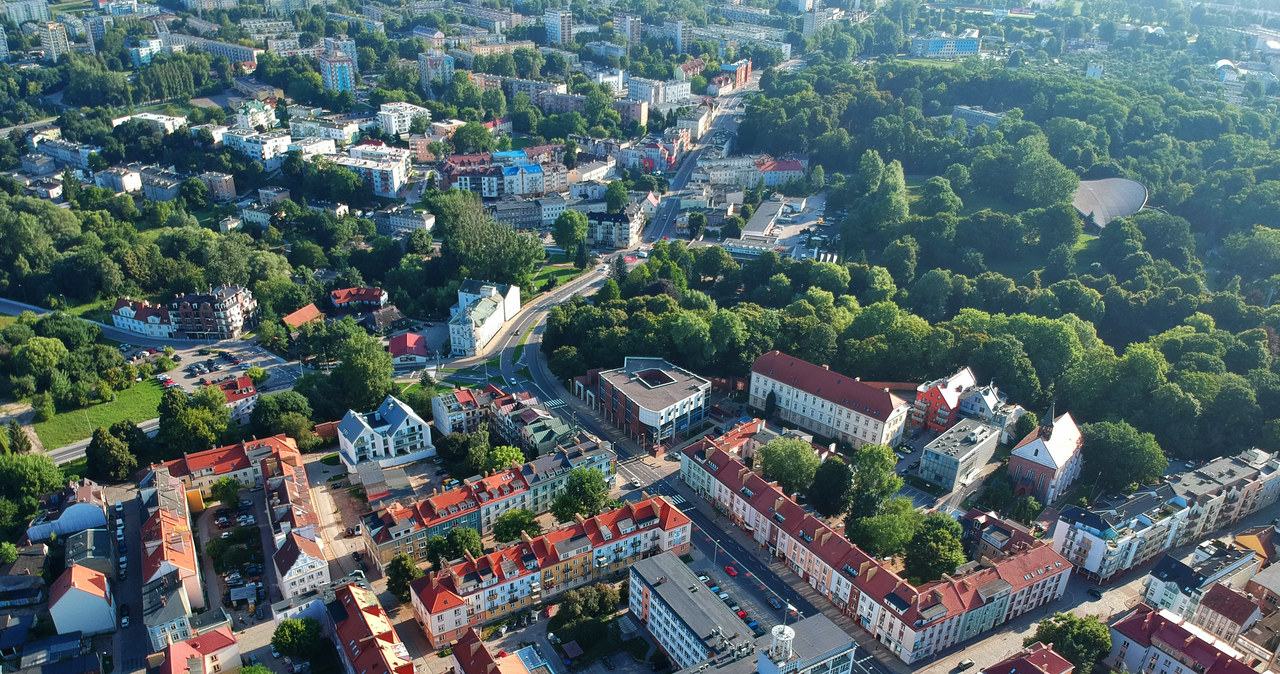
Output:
[[680, 425, 1071, 664], [409, 496, 691, 649]]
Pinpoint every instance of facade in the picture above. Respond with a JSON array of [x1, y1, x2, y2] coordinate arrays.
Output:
[[575, 357, 711, 451], [111, 297, 175, 338], [1007, 407, 1084, 503], [984, 642, 1074, 674], [334, 152, 407, 198], [331, 583, 415, 674], [141, 166, 183, 202], [377, 102, 431, 136], [337, 395, 435, 476], [274, 531, 330, 599], [909, 367, 977, 433], [162, 435, 297, 502], [1192, 584, 1263, 645], [410, 497, 690, 648], [150, 627, 240, 674], [584, 203, 646, 248], [918, 419, 1000, 493], [48, 564, 114, 636], [417, 51, 456, 88], [448, 280, 521, 357], [224, 129, 291, 171], [5, 0, 51, 24], [37, 21, 69, 62], [1106, 604, 1256, 674], [545, 7, 572, 44], [36, 138, 102, 170], [1142, 546, 1261, 619], [197, 171, 236, 201], [630, 551, 756, 670], [169, 285, 257, 339], [431, 386, 503, 436], [910, 31, 980, 58], [749, 350, 913, 448], [216, 375, 258, 424], [160, 32, 262, 64], [955, 381, 1026, 443], [389, 332, 430, 366]]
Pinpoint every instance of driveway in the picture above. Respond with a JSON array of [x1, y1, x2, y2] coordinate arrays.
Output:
[[112, 494, 148, 674]]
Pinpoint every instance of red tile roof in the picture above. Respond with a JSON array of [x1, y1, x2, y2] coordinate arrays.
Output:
[[142, 509, 198, 582], [453, 629, 498, 674], [154, 627, 238, 674], [330, 286, 387, 306], [411, 574, 468, 615], [333, 583, 414, 674], [1199, 583, 1261, 627], [49, 563, 111, 607], [751, 351, 910, 418], [273, 531, 323, 577], [282, 303, 324, 328], [217, 376, 257, 403], [389, 333, 428, 358], [984, 642, 1074, 674], [1112, 604, 1256, 674], [112, 297, 171, 324]]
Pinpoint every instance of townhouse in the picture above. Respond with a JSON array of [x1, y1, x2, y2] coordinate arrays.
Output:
[[331, 583, 415, 674], [1191, 584, 1263, 645], [337, 395, 435, 478], [432, 385, 505, 436], [215, 375, 258, 425], [680, 430, 1071, 665], [410, 496, 691, 648], [908, 367, 977, 433], [1142, 545, 1260, 619], [1106, 604, 1256, 674], [159, 435, 299, 503]]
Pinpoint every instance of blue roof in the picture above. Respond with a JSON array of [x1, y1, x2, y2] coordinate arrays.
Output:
[[492, 151, 526, 159], [523, 164, 543, 174], [502, 166, 520, 176]]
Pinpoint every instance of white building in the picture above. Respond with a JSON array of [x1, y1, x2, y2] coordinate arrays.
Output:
[[545, 7, 572, 44], [111, 297, 175, 338], [273, 531, 330, 599], [748, 350, 912, 449], [373, 205, 435, 237], [1106, 604, 1256, 674], [1142, 545, 1261, 620], [224, 129, 291, 171], [5, 0, 51, 24], [289, 117, 359, 145], [377, 102, 431, 137], [337, 395, 435, 478], [48, 564, 115, 636], [448, 280, 521, 357], [234, 100, 277, 130], [287, 136, 337, 158], [1007, 407, 1084, 504]]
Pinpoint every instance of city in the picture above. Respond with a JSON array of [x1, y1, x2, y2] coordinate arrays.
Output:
[[0, 1, 1277, 674]]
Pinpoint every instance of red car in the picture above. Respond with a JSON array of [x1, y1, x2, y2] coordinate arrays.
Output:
[[497, 651, 507, 658], [724, 565, 738, 576], [736, 611, 747, 618]]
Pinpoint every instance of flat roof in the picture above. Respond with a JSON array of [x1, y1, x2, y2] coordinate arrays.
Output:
[[599, 357, 709, 413], [631, 552, 752, 652]]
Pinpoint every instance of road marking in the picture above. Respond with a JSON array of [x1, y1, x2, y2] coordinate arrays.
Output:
[[543, 398, 565, 409]]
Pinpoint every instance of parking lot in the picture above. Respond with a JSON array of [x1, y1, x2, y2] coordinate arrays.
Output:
[[693, 563, 786, 640], [133, 341, 299, 395]]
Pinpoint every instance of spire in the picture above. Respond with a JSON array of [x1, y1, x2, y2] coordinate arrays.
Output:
[[1040, 402, 1056, 439]]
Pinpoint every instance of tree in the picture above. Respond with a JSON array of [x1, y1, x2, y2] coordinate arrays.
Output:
[[757, 438, 821, 496], [246, 366, 269, 385], [484, 445, 525, 472], [329, 333, 395, 413], [0, 542, 16, 564], [848, 444, 903, 517], [918, 176, 962, 215], [551, 468, 610, 521], [210, 476, 241, 509], [846, 497, 921, 557], [1080, 421, 1167, 493], [605, 181, 628, 213], [85, 426, 137, 481], [387, 552, 424, 601], [808, 457, 854, 517], [272, 618, 323, 658], [242, 667, 273, 674], [574, 242, 589, 270], [7, 421, 31, 455], [14, 337, 68, 379], [1026, 614, 1112, 672], [452, 121, 497, 154], [447, 527, 482, 558], [553, 210, 589, 253], [493, 509, 542, 542], [904, 512, 966, 582]]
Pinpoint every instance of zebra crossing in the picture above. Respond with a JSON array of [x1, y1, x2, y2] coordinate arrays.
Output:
[[543, 398, 566, 409]]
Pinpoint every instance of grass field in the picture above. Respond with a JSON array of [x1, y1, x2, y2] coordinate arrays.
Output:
[[0, 316, 15, 331], [33, 381, 165, 449], [530, 264, 588, 295]]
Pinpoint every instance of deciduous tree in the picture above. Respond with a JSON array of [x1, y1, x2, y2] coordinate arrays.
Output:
[[387, 553, 423, 601], [757, 438, 821, 496], [904, 512, 966, 582], [493, 509, 542, 542]]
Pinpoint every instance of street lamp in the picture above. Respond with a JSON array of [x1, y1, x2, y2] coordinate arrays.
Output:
[[712, 539, 721, 567]]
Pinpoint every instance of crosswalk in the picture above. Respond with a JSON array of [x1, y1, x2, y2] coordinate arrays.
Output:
[[666, 493, 686, 505], [543, 398, 566, 409]]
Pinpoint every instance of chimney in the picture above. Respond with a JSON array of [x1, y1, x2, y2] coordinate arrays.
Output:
[[775, 497, 784, 511], [820, 531, 831, 545], [822, 365, 829, 370]]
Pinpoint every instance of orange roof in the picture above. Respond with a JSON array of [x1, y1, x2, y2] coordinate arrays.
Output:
[[155, 627, 238, 674], [453, 629, 498, 674], [166, 444, 249, 478], [333, 583, 414, 674], [411, 574, 468, 614], [217, 375, 257, 403], [984, 642, 1074, 674], [283, 303, 324, 328], [330, 286, 386, 306], [142, 509, 198, 582], [390, 333, 428, 358], [49, 563, 111, 607]]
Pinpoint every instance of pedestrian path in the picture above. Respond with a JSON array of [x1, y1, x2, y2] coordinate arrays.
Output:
[[543, 398, 566, 409]]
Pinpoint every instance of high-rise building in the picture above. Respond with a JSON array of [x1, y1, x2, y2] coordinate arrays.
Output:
[[544, 7, 572, 45], [612, 13, 641, 44], [85, 15, 113, 47], [317, 51, 357, 92], [5, 0, 51, 24], [672, 19, 692, 54], [323, 34, 358, 69], [38, 21, 69, 63], [794, 0, 816, 12], [0, 26, 9, 62]]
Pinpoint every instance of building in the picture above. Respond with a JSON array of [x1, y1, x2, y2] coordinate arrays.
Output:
[[1237, 607, 1280, 671], [5, 0, 51, 24], [112, 112, 187, 134], [910, 31, 980, 58], [1143, 546, 1261, 620], [224, 129, 292, 171], [388, 332, 430, 366], [918, 419, 1001, 493], [161, 32, 262, 64], [409, 496, 690, 647], [65, 528, 114, 577], [448, 280, 521, 357], [1052, 485, 1186, 584], [630, 551, 757, 670], [545, 7, 572, 44], [417, 51, 456, 89], [955, 381, 1026, 443], [35, 138, 101, 170], [951, 105, 1005, 131], [334, 152, 407, 198], [48, 565, 114, 636], [232, 77, 283, 101], [749, 351, 913, 448], [959, 510, 1037, 562], [26, 479, 107, 543], [1192, 583, 1263, 645], [111, 297, 175, 338], [330, 286, 389, 312], [431, 386, 503, 436], [1007, 406, 1084, 503], [161, 435, 297, 502], [337, 395, 435, 477], [574, 357, 710, 452], [584, 202, 645, 248], [140, 166, 183, 202], [802, 8, 843, 37], [330, 583, 415, 674], [373, 205, 435, 238], [215, 375, 258, 424], [37, 21, 69, 63], [984, 642, 1074, 674], [274, 531, 329, 600], [377, 101, 430, 136], [909, 367, 977, 432], [1234, 524, 1279, 568], [147, 627, 240, 674], [289, 117, 359, 145], [235, 100, 278, 130], [169, 285, 258, 339], [1106, 604, 1256, 674], [95, 166, 143, 194], [614, 12, 642, 43], [197, 171, 236, 201]]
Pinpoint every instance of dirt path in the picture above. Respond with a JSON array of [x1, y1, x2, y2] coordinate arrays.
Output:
[[0, 402, 44, 453]]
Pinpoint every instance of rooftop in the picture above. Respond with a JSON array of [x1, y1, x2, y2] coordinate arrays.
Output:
[[598, 357, 710, 413], [631, 552, 753, 652], [924, 418, 999, 458]]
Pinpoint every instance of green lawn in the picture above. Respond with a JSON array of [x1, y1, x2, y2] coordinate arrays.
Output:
[[513, 324, 535, 363], [0, 316, 15, 331], [529, 264, 588, 299], [34, 382, 165, 449], [904, 176, 1021, 218]]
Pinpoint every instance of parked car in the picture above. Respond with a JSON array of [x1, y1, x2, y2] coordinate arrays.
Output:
[[1088, 588, 1104, 599], [724, 565, 738, 577], [603, 657, 616, 671], [958, 660, 976, 671]]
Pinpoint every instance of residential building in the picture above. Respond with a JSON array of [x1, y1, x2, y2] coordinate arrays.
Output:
[[324, 34, 358, 65], [319, 50, 358, 92], [984, 642, 1075, 674], [337, 395, 435, 477], [909, 367, 977, 432], [65, 528, 114, 577], [587, 40, 627, 58], [1171, 449, 1280, 547], [1106, 604, 1255, 674], [224, 129, 292, 171], [140, 507, 202, 612], [141, 166, 183, 202], [160, 32, 262, 64], [5, 0, 51, 24], [614, 13, 642, 44], [749, 350, 913, 448], [584, 202, 646, 248], [417, 51, 455, 89], [952, 105, 1005, 131], [448, 280, 520, 357], [918, 419, 1001, 493], [289, 116, 359, 144], [956, 381, 1026, 443], [197, 171, 236, 201], [330, 583, 415, 674], [1143, 546, 1261, 619], [215, 375, 258, 424], [377, 101, 430, 136], [235, 100, 278, 130], [910, 31, 980, 58], [274, 532, 330, 599], [802, 8, 843, 37], [959, 510, 1037, 562], [169, 284, 258, 339], [334, 152, 407, 198], [21, 153, 55, 176], [630, 551, 758, 669], [48, 565, 114, 636], [1246, 564, 1280, 611], [261, 441, 318, 545], [545, 7, 572, 44], [680, 430, 1072, 665], [112, 112, 187, 134], [1237, 609, 1280, 672], [148, 627, 240, 674], [373, 205, 435, 238], [1007, 405, 1084, 503], [1234, 524, 1279, 568], [35, 138, 101, 170], [1052, 485, 1187, 583], [431, 386, 504, 436], [288, 136, 336, 158], [161, 435, 298, 501], [389, 332, 431, 366], [330, 286, 389, 312], [1192, 583, 1263, 645], [410, 496, 691, 647], [573, 357, 710, 452], [110, 297, 175, 338], [26, 479, 107, 543]]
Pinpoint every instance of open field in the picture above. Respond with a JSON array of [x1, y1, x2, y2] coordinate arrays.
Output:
[[33, 381, 165, 449]]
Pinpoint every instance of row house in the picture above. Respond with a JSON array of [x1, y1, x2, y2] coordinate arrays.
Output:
[[680, 433, 1071, 665], [1142, 545, 1260, 619], [141, 508, 202, 613], [159, 434, 299, 504], [331, 583, 415, 674], [432, 385, 505, 435], [261, 442, 319, 547], [1106, 603, 1256, 674], [110, 297, 175, 338], [410, 497, 691, 648]]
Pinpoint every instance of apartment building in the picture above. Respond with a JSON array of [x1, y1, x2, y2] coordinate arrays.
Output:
[[1053, 449, 1280, 582], [289, 117, 359, 145], [274, 532, 329, 600], [36, 138, 102, 170], [410, 497, 691, 648], [448, 280, 521, 357], [910, 31, 980, 58], [373, 204, 435, 238], [160, 32, 262, 64], [37, 21, 69, 62], [1143, 545, 1260, 619], [111, 297, 175, 338], [680, 428, 1072, 664], [984, 643, 1075, 674], [749, 351, 913, 448], [1192, 584, 1263, 645], [909, 367, 977, 432], [417, 51, 456, 88], [161, 435, 299, 502], [140, 166, 183, 202], [918, 419, 1001, 493], [319, 51, 358, 92], [545, 7, 572, 44], [954, 380, 1026, 442], [91, 164, 141, 191], [196, 171, 236, 201], [169, 284, 258, 339], [262, 441, 320, 546], [333, 154, 406, 198], [1106, 604, 1256, 674], [630, 551, 757, 669], [224, 129, 291, 171], [6, 0, 50, 24], [331, 583, 415, 674], [337, 395, 434, 479], [573, 357, 711, 452], [377, 102, 431, 136], [112, 112, 187, 134], [583, 202, 646, 248], [432, 385, 505, 435]]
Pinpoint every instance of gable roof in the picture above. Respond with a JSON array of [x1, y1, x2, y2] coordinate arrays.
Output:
[[337, 396, 424, 446], [152, 627, 238, 674], [274, 531, 323, 577], [751, 351, 910, 418], [411, 574, 468, 614], [217, 376, 257, 403], [389, 333, 428, 358], [984, 642, 1074, 674], [1112, 604, 1253, 674], [453, 629, 498, 674], [282, 303, 324, 328], [331, 583, 414, 674], [1198, 583, 1261, 628], [330, 286, 386, 306], [1011, 412, 1082, 471], [112, 297, 171, 324], [49, 564, 111, 608]]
